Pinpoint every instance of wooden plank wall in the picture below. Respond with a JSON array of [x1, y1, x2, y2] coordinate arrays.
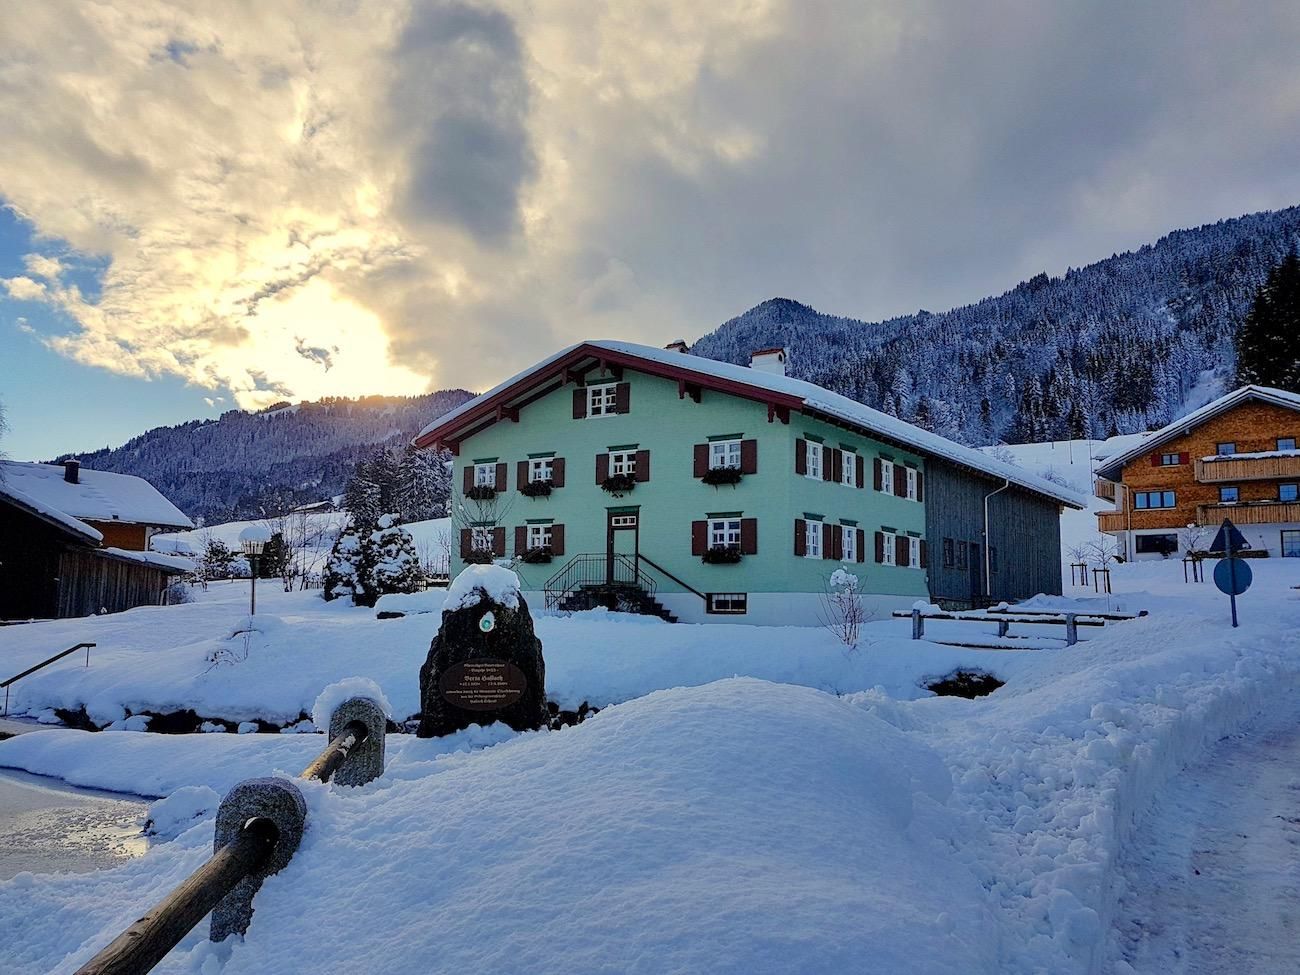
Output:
[[56, 551, 172, 618], [924, 460, 1063, 608]]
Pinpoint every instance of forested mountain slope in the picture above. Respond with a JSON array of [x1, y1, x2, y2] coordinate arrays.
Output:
[[690, 206, 1300, 444], [58, 390, 472, 523]]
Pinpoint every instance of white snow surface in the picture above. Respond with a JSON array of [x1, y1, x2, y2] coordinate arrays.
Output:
[[417, 340, 1085, 508], [100, 548, 193, 573], [3, 558, 1300, 973], [310, 677, 392, 730], [0, 478, 103, 542], [0, 460, 191, 529], [443, 563, 521, 612]]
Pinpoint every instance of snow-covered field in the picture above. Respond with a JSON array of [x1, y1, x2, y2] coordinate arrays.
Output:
[[2, 472, 1299, 972]]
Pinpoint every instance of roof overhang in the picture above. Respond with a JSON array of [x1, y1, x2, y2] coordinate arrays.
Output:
[[413, 343, 805, 454], [0, 489, 103, 544]]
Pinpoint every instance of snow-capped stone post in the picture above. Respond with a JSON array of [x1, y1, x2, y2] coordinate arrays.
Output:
[[417, 565, 547, 738], [309, 679, 391, 787], [210, 777, 307, 942]]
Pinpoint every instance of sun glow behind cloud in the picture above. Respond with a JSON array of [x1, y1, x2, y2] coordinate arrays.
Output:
[[0, 0, 1298, 413]]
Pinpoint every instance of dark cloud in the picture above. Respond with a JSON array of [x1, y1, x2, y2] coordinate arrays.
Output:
[[389, 0, 535, 244]]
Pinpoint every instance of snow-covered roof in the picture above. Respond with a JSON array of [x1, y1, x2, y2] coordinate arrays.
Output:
[[0, 461, 192, 529], [1095, 385, 1300, 481], [99, 547, 193, 574], [1200, 447, 1300, 463], [416, 340, 1085, 508], [0, 479, 104, 543]]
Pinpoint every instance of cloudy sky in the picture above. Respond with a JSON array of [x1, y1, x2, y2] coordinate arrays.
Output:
[[2, 0, 1298, 459]]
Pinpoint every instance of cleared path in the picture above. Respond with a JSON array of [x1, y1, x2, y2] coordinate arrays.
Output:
[[1108, 702, 1300, 974], [0, 768, 148, 879]]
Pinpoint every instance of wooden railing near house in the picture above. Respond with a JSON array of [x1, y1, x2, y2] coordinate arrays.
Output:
[[1096, 510, 1128, 533], [1195, 500, 1300, 526], [1, 642, 95, 716], [1195, 455, 1300, 483], [1093, 478, 1116, 501]]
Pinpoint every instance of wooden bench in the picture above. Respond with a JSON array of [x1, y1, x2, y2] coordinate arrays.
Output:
[[892, 607, 1146, 646]]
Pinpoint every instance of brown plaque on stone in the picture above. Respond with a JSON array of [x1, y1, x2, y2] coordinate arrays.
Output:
[[439, 659, 527, 711]]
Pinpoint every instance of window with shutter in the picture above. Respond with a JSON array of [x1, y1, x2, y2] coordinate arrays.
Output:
[[905, 467, 918, 501], [551, 524, 565, 556], [691, 520, 708, 556], [586, 383, 619, 417], [794, 518, 807, 556], [804, 441, 823, 480], [740, 439, 758, 474], [710, 439, 742, 470], [804, 519, 822, 558], [881, 530, 897, 566], [880, 460, 893, 494], [841, 525, 857, 562], [709, 518, 742, 549], [740, 517, 757, 555], [840, 451, 856, 487], [908, 536, 921, 568], [693, 443, 709, 478]]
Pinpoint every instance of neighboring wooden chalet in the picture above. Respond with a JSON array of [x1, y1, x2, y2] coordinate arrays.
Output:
[[0, 460, 193, 621], [1094, 385, 1300, 560], [415, 341, 1083, 623]]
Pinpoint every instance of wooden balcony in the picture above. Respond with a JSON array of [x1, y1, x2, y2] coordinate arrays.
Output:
[[1096, 510, 1128, 533], [1195, 454, 1300, 483], [1093, 478, 1116, 502], [1196, 500, 1300, 526]]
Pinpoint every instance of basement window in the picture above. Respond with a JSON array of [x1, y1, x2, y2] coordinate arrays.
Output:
[[707, 592, 748, 614]]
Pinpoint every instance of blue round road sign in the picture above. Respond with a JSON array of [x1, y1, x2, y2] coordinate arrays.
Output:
[[1213, 557, 1252, 596]]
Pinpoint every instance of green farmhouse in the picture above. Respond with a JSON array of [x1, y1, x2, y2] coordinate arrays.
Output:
[[415, 341, 1083, 625]]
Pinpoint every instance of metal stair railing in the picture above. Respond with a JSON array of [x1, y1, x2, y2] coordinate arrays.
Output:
[[2, 642, 95, 716]]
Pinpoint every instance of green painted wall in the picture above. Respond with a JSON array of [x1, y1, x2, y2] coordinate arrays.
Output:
[[451, 367, 928, 601]]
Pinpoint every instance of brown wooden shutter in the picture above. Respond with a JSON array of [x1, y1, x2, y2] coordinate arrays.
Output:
[[795, 439, 807, 475], [822, 521, 832, 559], [856, 528, 866, 563], [691, 520, 708, 556], [741, 439, 758, 474], [894, 469, 907, 497], [693, 443, 709, 477], [855, 454, 865, 488], [1179, 452, 1189, 465], [916, 469, 925, 502], [740, 518, 757, 555], [919, 539, 928, 568], [550, 524, 565, 556], [1149, 454, 1161, 466], [551, 458, 565, 487], [514, 525, 527, 555], [495, 462, 507, 491], [615, 382, 631, 414], [831, 524, 843, 560], [874, 531, 885, 563], [517, 460, 528, 489], [596, 453, 609, 482], [573, 388, 587, 419], [492, 527, 506, 556], [822, 447, 834, 481], [873, 458, 883, 491], [635, 449, 651, 482], [794, 519, 807, 556], [463, 465, 474, 494], [459, 528, 471, 558], [895, 535, 909, 567]]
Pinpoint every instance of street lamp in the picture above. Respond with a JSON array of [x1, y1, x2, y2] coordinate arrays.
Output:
[[238, 524, 272, 616]]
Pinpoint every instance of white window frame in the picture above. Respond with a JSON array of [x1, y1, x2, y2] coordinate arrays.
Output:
[[804, 520, 822, 558], [805, 441, 823, 480], [709, 518, 742, 549], [1159, 453, 1181, 466], [610, 514, 638, 528], [841, 526, 857, 562], [526, 524, 553, 550], [610, 450, 638, 477], [881, 530, 897, 566], [840, 450, 856, 486], [528, 458, 553, 483], [710, 439, 742, 470], [905, 467, 918, 500], [470, 526, 493, 552], [880, 460, 894, 494], [587, 383, 619, 418], [474, 463, 496, 487], [708, 592, 748, 614], [908, 536, 921, 568]]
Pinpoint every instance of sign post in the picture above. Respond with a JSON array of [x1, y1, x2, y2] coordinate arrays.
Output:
[[1210, 518, 1252, 627]]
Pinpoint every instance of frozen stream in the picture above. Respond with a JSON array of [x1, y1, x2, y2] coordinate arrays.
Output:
[[0, 768, 149, 880], [1108, 699, 1300, 973]]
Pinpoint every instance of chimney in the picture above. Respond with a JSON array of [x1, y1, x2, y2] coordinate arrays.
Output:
[[749, 347, 788, 377], [664, 339, 689, 353], [63, 459, 81, 484]]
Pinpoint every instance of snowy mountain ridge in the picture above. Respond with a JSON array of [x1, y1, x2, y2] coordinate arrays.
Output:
[[690, 205, 1300, 444]]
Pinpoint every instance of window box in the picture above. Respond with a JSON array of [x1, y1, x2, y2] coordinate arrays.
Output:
[[464, 549, 494, 565], [519, 546, 554, 564], [465, 484, 497, 501], [702, 545, 743, 565], [601, 473, 638, 496], [702, 466, 743, 487], [520, 479, 553, 498]]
